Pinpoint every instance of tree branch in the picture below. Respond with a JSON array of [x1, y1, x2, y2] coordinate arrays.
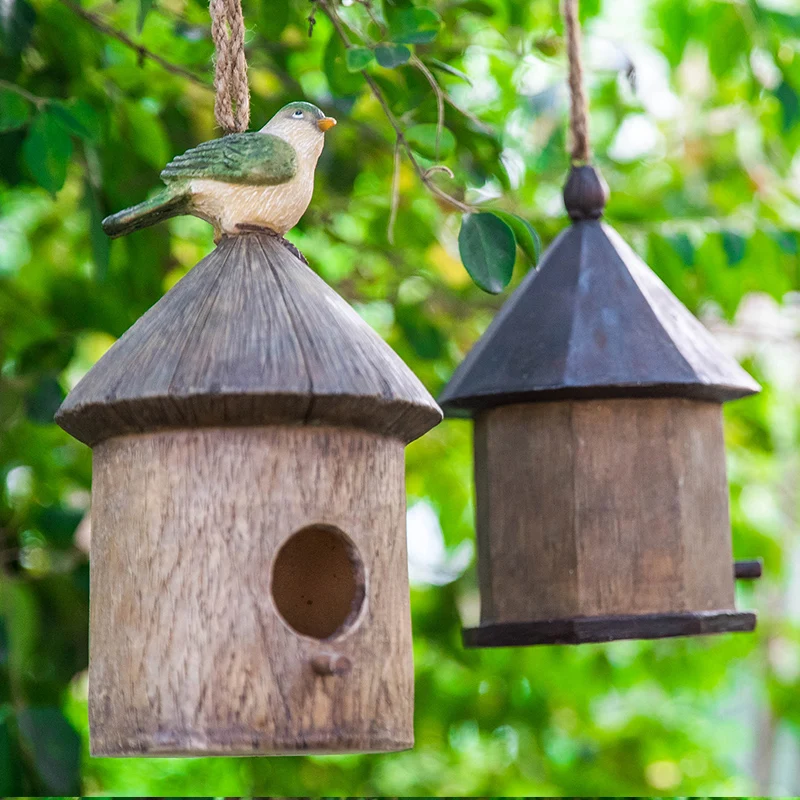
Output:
[[317, 0, 471, 213], [411, 54, 444, 159], [59, 0, 212, 90], [0, 79, 48, 107]]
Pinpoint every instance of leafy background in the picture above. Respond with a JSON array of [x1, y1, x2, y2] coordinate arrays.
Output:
[[1, 0, 800, 794]]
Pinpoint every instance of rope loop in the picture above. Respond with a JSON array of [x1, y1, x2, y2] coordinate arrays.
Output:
[[211, 0, 250, 134], [562, 0, 591, 164]]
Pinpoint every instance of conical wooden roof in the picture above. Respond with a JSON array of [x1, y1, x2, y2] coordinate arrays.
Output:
[[440, 217, 759, 417], [56, 233, 441, 445]]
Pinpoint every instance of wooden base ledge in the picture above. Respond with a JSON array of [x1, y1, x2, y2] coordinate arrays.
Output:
[[91, 731, 413, 758], [463, 610, 757, 648]]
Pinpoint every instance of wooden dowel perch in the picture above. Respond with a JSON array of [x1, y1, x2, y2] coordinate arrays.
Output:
[[734, 559, 763, 580]]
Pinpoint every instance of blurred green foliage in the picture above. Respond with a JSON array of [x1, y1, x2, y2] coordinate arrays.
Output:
[[1, 0, 799, 794]]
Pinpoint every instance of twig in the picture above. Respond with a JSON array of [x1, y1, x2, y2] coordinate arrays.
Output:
[[388, 138, 401, 243], [411, 54, 445, 159], [318, 0, 471, 213], [355, 0, 384, 34], [424, 165, 454, 179], [0, 79, 47, 107], [308, 1, 318, 36], [59, 0, 211, 89], [443, 93, 494, 134], [363, 70, 471, 211], [337, 7, 371, 42]]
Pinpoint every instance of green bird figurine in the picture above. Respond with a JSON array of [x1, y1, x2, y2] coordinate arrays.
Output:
[[102, 101, 337, 241]]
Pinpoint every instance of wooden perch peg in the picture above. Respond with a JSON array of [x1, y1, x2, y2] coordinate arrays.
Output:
[[734, 559, 763, 580]]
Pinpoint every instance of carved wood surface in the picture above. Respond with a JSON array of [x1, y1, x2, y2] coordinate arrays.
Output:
[[440, 220, 759, 415], [56, 233, 441, 446], [474, 398, 738, 625], [90, 425, 413, 756]]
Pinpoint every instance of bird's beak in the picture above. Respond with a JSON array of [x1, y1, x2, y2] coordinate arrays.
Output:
[[317, 117, 337, 132]]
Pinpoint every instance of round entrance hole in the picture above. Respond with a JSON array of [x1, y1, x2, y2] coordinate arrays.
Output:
[[271, 524, 366, 640]]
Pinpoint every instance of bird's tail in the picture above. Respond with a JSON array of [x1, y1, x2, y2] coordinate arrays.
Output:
[[102, 190, 190, 238]]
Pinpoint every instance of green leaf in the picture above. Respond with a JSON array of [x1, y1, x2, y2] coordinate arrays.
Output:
[[771, 230, 798, 255], [459, 0, 494, 16], [666, 232, 695, 266], [491, 210, 541, 265], [258, 0, 289, 40], [346, 46, 375, 72], [458, 212, 516, 293], [653, 0, 691, 67], [0, 89, 31, 131], [375, 43, 412, 68], [428, 58, 472, 85], [387, 7, 441, 44], [137, 0, 153, 33], [774, 80, 799, 132], [720, 231, 746, 265], [62, 98, 102, 141], [382, 0, 414, 16], [125, 101, 170, 169], [0, 709, 23, 794], [35, 505, 83, 549], [18, 337, 74, 374], [324, 34, 363, 96], [16, 707, 80, 794], [579, 0, 601, 21], [396, 303, 446, 359], [49, 102, 92, 140], [22, 111, 73, 193], [406, 123, 455, 159], [0, 0, 36, 56], [24, 376, 65, 423]]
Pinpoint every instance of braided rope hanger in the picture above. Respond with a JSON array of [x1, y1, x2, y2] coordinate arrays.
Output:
[[210, 0, 250, 134], [562, 0, 591, 164]]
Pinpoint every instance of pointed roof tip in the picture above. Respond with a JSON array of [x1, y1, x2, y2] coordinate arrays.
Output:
[[57, 233, 442, 446], [439, 219, 760, 417]]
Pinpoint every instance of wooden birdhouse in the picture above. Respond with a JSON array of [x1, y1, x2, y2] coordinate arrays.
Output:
[[439, 166, 761, 647], [56, 233, 441, 756]]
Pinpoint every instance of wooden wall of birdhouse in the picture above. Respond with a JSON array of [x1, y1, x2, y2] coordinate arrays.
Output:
[[56, 233, 442, 756], [439, 166, 761, 647]]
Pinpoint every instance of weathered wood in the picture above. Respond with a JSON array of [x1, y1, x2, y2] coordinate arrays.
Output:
[[56, 232, 441, 446], [473, 398, 737, 626], [90, 425, 413, 756], [463, 611, 757, 648], [439, 220, 760, 415]]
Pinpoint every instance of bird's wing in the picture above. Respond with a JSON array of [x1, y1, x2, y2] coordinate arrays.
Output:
[[160, 133, 298, 186]]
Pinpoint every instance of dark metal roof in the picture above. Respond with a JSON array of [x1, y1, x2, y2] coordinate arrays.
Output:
[[439, 218, 760, 417], [56, 233, 442, 445]]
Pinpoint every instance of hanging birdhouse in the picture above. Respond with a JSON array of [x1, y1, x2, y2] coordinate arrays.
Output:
[[56, 233, 441, 755], [439, 165, 761, 647]]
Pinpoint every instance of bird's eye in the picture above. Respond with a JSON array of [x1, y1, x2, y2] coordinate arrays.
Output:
[[292, 109, 304, 118]]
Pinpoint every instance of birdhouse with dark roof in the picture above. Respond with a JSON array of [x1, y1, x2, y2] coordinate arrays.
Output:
[[56, 233, 441, 756], [440, 166, 761, 648]]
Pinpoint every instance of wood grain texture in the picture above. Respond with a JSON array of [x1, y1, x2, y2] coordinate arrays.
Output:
[[474, 398, 738, 626], [56, 233, 441, 446], [439, 220, 759, 415], [89, 425, 413, 756]]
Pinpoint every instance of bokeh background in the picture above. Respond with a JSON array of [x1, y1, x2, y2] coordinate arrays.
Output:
[[1, 0, 800, 794]]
